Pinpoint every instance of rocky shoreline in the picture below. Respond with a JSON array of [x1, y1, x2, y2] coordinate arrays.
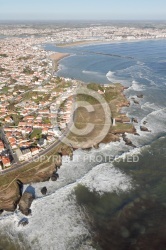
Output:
[[0, 152, 63, 214], [0, 81, 149, 217]]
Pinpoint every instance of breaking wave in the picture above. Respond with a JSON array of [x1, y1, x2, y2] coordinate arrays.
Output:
[[106, 70, 117, 82], [80, 163, 133, 195], [0, 148, 134, 249], [129, 81, 146, 91], [82, 70, 99, 75]]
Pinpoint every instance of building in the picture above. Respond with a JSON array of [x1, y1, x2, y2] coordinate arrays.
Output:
[[31, 147, 39, 156], [1, 156, 11, 168], [37, 138, 47, 147], [15, 148, 25, 162], [0, 140, 5, 152], [21, 148, 32, 160]]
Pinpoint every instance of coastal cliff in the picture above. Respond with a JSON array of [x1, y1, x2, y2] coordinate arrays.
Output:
[[0, 180, 22, 212], [0, 82, 135, 213], [0, 152, 64, 213], [70, 83, 136, 148]]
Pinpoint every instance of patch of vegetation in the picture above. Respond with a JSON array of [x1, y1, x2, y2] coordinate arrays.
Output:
[[32, 76, 39, 82], [0, 67, 5, 72], [42, 117, 50, 124], [40, 61, 48, 67], [30, 128, 42, 140], [10, 78, 17, 84], [11, 114, 23, 126], [104, 89, 118, 102], [77, 93, 100, 105], [87, 82, 104, 92], [33, 93, 51, 104], [111, 122, 134, 133], [23, 66, 34, 75], [0, 53, 8, 58], [18, 56, 32, 60], [1, 86, 9, 93], [14, 85, 29, 92]]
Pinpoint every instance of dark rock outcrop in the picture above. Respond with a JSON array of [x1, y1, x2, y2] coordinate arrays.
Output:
[[132, 117, 138, 123], [70, 153, 73, 160], [140, 126, 151, 132], [55, 152, 62, 168], [18, 218, 29, 227], [41, 187, 47, 195], [93, 144, 99, 149], [134, 100, 139, 104], [0, 209, 4, 215], [137, 94, 143, 98], [17, 179, 23, 196], [121, 117, 131, 123], [19, 189, 35, 216], [51, 172, 59, 181], [119, 100, 130, 107], [123, 86, 129, 90], [122, 134, 136, 147], [0, 180, 22, 212], [143, 121, 147, 125]]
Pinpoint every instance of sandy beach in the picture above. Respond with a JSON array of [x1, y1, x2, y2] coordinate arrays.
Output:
[[57, 40, 101, 48], [49, 52, 70, 71], [56, 37, 166, 48]]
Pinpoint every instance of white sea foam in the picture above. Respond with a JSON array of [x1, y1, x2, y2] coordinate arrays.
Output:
[[130, 81, 145, 91], [106, 70, 119, 83], [125, 80, 145, 93], [145, 108, 166, 133], [82, 70, 98, 75], [137, 61, 145, 66], [114, 144, 148, 160], [1, 118, 165, 248], [80, 163, 133, 195], [0, 185, 94, 250], [1, 40, 165, 249], [105, 69, 131, 85], [0, 141, 135, 249], [57, 63, 67, 73], [141, 102, 160, 111], [106, 70, 115, 77]]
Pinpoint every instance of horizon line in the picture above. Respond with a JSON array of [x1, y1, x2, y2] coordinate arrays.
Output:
[[0, 19, 166, 22]]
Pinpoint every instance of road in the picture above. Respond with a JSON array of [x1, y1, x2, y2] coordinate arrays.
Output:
[[0, 90, 76, 176], [0, 127, 69, 175], [0, 127, 19, 164], [0, 57, 78, 176]]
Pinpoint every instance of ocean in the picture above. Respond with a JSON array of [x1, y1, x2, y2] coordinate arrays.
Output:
[[0, 40, 166, 250]]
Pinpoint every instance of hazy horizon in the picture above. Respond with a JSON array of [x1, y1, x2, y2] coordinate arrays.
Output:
[[0, 0, 166, 21], [0, 20, 166, 24]]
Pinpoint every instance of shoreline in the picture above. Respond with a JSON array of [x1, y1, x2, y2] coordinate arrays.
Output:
[[0, 84, 136, 214], [49, 52, 70, 71], [56, 37, 166, 48], [0, 45, 137, 214], [0, 26, 165, 250]]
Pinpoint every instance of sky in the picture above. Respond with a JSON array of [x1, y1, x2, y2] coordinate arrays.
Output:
[[0, 0, 166, 21]]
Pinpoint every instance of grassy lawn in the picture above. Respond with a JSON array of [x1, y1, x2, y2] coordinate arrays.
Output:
[[30, 128, 42, 139]]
